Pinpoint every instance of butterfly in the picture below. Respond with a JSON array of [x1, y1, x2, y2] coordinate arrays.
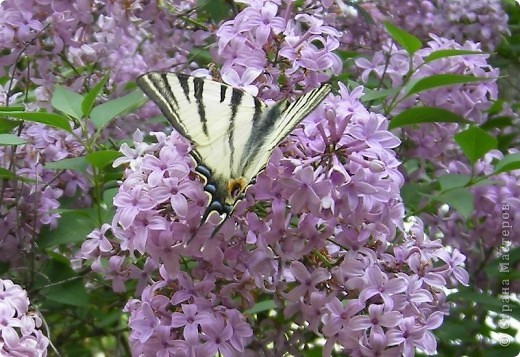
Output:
[[136, 72, 331, 237]]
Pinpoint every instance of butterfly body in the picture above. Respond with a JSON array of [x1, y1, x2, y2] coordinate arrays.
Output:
[[136, 72, 331, 231]]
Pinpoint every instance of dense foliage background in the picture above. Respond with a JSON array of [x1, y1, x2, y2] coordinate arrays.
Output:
[[0, 0, 518, 356]]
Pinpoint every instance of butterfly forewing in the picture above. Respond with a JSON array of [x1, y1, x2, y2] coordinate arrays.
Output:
[[240, 85, 332, 181], [137, 72, 331, 227]]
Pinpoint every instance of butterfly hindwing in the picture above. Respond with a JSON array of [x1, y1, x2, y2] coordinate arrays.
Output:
[[137, 72, 331, 226]]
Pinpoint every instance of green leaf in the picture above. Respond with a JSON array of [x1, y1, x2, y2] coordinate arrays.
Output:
[[432, 187, 474, 218], [304, 347, 323, 357], [51, 85, 84, 119], [494, 152, 520, 174], [424, 49, 486, 63], [0, 133, 26, 145], [405, 74, 490, 97], [245, 300, 277, 315], [389, 107, 470, 129], [0, 111, 72, 132], [198, 0, 232, 22], [101, 187, 119, 223], [39, 257, 89, 307], [0, 118, 20, 133], [0, 106, 25, 112], [484, 247, 520, 278], [449, 288, 520, 321], [361, 87, 401, 102], [44, 156, 89, 171], [335, 49, 361, 62], [43, 278, 89, 307], [188, 47, 213, 65], [480, 116, 513, 131], [82, 75, 109, 116], [85, 150, 122, 169], [438, 174, 471, 191], [0, 167, 35, 183], [455, 126, 497, 164], [90, 90, 146, 129], [400, 182, 433, 211], [384, 22, 422, 55], [0, 167, 15, 179], [38, 210, 97, 247]]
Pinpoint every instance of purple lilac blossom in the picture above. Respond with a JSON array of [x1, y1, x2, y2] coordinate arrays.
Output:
[[0, 279, 50, 356], [101, 83, 469, 355], [216, 0, 342, 101]]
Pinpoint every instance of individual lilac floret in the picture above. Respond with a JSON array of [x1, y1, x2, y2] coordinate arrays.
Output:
[[0, 279, 49, 356]]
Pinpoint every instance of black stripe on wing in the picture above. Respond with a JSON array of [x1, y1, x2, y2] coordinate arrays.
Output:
[[227, 89, 245, 170], [136, 72, 190, 140], [192, 77, 209, 137], [239, 84, 331, 174]]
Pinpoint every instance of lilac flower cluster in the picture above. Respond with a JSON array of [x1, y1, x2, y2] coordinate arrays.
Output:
[[435, 0, 509, 51], [0, 123, 89, 266], [0, 279, 49, 356], [216, 0, 342, 100], [356, 35, 499, 160], [332, 0, 508, 51], [91, 83, 470, 355], [0, 0, 207, 101]]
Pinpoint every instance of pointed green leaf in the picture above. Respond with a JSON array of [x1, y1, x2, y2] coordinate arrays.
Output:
[[0, 118, 20, 133], [389, 107, 470, 129], [86, 150, 122, 169], [39, 210, 96, 247], [198, 0, 232, 23], [0, 167, 15, 179], [90, 90, 146, 129], [438, 174, 471, 191], [361, 87, 401, 102], [44, 156, 89, 171], [82, 75, 109, 116], [455, 126, 497, 164], [480, 116, 513, 130], [405, 74, 491, 97], [39, 258, 89, 307], [449, 288, 520, 321], [432, 187, 474, 218], [245, 300, 277, 315], [384, 22, 422, 55], [304, 347, 323, 357], [0, 111, 72, 132], [0, 106, 25, 112], [0, 168, 35, 183], [401, 182, 433, 212], [494, 152, 520, 174], [424, 49, 486, 63], [51, 85, 84, 119], [0, 133, 26, 145]]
